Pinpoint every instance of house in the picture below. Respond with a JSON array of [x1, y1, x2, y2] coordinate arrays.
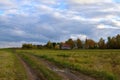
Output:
[[61, 44, 71, 50]]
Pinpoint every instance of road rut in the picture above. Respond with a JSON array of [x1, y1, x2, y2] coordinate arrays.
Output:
[[34, 55, 96, 80], [16, 54, 41, 80]]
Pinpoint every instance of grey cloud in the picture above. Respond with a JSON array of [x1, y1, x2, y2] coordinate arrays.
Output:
[[0, 0, 120, 48]]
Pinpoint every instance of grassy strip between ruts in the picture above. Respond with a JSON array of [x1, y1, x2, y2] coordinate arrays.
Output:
[[18, 52, 62, 80], [0, 50, 27, 80]]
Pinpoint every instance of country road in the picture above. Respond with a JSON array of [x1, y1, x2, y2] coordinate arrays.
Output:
[[16, 54, 41, 80], [16, 53, 96, 80], [34, 56, 96, 80]]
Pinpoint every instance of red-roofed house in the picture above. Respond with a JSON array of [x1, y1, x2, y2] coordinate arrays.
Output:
[[61, 44, 71, 50]]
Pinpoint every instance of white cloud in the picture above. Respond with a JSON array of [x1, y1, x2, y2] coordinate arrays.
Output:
[[70, 15, 86, 21], [97, 24, 106, 29], [4, 9, 18, 15], [0, 41, 45, 48], [12, 29, 26, 36], [53, 12, 65, 18], [39, 0, 57, 5], [0, 41, 21, 48], [69, 0, 112, 4], [39, 5, 53, 11], [105, 15, 116, 19], [97, 24, 120, 29], [70, 34, 87, 40], [0, 0, 17, 9], [0, 0, 13, 5], [112, 20, 120, 27]]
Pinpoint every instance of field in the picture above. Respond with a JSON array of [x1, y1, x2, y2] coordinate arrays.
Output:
[[0, 49, 120, 80], [0, 49, 27, 80]]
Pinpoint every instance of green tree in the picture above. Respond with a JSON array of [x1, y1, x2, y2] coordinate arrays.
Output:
[[107, 37, 111, 49], [22, 44, 34, 49], [76, 38, 82, 49], [107, 36, 116, 49], [46, 41, 53, 49], [111, 37, 117, 49], [116, 34, 120, 49], [109, 35, 120, 49], [98, 38, 106, 49], [52, 42, 56, 48]]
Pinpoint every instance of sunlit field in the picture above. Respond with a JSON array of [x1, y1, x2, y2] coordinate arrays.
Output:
[[16, 49, 120, 80], [0, 49, 120, 80]]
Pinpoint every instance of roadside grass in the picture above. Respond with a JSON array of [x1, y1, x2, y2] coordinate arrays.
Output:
[[18, 52, 62, 80], [16, 49, 120, 80], [0, 50, 27, 80]]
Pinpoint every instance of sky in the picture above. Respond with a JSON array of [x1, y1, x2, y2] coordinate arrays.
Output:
[[0, 0, 120, 48]]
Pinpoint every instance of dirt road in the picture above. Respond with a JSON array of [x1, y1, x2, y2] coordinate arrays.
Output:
[[16, 54, 41, 80], [34, 55, 96, 80], [16, 53, 96, 80]]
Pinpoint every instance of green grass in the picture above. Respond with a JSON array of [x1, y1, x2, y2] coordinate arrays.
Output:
[[16, 49, 120, 80], [18, 52, 62, 80], [1, 49, 120, 80], [0, 49, 27, 80]]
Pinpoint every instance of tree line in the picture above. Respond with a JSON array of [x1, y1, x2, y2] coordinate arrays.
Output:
[[22, 34, 120, 49]]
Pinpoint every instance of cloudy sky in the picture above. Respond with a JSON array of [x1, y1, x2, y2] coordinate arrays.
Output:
[[0, 0, 120, 48]]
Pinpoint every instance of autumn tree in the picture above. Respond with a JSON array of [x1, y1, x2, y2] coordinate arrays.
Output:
[[55, 43, 60, 49], [85, 39, 96, 49], [22, 34, 120, 49], [65, 38, 74, 49]]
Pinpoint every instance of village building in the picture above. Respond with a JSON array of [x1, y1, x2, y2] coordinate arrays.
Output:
[[61, 44, 71, 50]]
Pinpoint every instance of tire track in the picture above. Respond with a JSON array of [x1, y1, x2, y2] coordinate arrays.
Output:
[[34, 55, 96, 80], [16, 53, 96, 80], [16, 54, 41, 80]]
